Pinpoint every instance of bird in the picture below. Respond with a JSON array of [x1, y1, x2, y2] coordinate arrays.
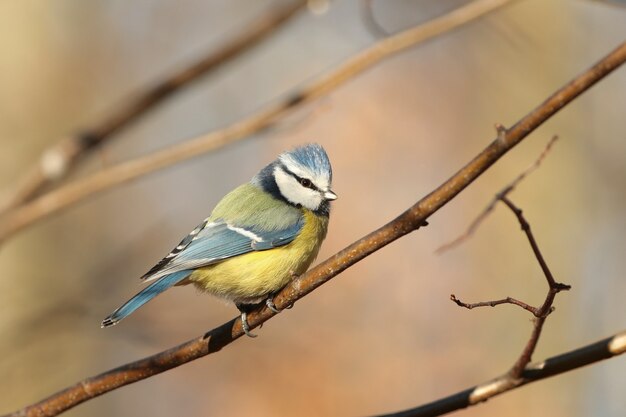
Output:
[[101, 143, 337, 337]]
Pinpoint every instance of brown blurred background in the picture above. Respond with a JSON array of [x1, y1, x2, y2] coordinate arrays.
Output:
[[1, 0, 625, 416]]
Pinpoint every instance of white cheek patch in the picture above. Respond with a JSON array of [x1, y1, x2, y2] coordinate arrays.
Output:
[[274, 166, 322, 211], [274, 167, 301, 201]]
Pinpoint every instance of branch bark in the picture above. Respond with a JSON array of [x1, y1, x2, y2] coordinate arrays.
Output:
[[0, 0, 518, 243], [0, 0, 307, 214], [5, 39, 625, 417]]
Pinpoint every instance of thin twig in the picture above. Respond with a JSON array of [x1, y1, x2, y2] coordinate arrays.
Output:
[[0, 0, 520, 243], [0, 0, 307, 214], [503, 135, 559, 194], [500, 196, 569, 293], [4, 39, 626, 417], [450, 294, 538, 314], [360, 0, 392, 37], [376, 330, 626, 417], [436, 135, 559, 254]]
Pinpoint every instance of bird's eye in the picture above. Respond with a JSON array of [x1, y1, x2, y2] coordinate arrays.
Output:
[[299, 178, 312, 188]]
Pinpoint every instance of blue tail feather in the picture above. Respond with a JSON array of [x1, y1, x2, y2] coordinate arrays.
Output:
[[101, 270, 191, 328]]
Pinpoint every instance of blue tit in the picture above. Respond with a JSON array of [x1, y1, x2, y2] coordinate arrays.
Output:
[[102, 143, 337, 337]]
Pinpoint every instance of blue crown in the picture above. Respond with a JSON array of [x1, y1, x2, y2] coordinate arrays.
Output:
[[282, 144, 332, 179]]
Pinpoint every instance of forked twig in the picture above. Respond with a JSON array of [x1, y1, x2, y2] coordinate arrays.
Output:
[[450, 193, 571, 376], [499, 196, 571, 375]]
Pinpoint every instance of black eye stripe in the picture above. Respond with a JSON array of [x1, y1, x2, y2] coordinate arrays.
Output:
[[280, 165, 318, 191], [295, 174, 316, 190]]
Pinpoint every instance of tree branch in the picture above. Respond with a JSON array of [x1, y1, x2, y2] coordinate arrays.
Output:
[[4, 39, 625, 417], [376, 331, 626, 417], [0, 0, 519, 243], [0, 0, 307, 214]]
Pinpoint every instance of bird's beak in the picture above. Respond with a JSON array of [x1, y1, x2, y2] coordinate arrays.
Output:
[[324, 189, 338, 201]]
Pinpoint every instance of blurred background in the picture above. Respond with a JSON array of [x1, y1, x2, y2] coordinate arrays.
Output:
[[1, 0, 625, 416]]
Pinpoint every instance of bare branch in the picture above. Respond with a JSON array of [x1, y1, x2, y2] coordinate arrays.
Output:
[[377, 331, 626, 417], [500, 196, 569, 292], [0, 0, 520, 243], [0, 0, 307, 214], [436, 135, 559, 254], [4, 39, 626, 417], [450, 294, 538, 314]]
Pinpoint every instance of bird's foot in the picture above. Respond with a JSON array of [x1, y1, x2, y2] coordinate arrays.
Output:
[[240, 312, 257, 338]]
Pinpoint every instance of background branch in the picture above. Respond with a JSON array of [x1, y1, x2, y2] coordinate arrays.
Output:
[[377, 330, 626, 417], [436, 135, 559, 253], [0, 0, 307, 214], [5, 39, 625, 417], [360, 0, 393, 37], [0, 0, 518, 243]]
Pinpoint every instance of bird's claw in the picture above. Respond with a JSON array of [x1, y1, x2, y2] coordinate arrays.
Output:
[[266, 297, 281, 313], [241, 312, 257, 338]]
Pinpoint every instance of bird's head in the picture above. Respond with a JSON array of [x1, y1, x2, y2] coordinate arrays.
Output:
[[253, 144, 337, 215]]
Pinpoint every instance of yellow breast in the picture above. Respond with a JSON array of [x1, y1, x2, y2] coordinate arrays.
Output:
[[188, 210, 329, 304]]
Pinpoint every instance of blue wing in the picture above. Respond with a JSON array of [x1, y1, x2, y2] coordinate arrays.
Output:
[[102, 216, 304, 327], [141, 216, 304, 282]]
